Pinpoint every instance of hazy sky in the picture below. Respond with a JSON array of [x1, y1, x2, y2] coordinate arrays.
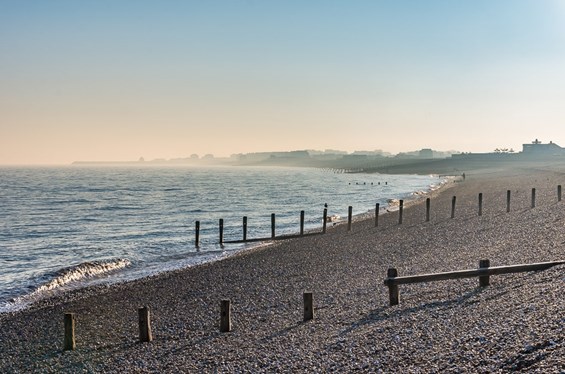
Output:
[[2, 0, 565, 164]]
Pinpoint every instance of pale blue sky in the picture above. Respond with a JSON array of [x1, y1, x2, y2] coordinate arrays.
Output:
[[2, 0, 565, 164]]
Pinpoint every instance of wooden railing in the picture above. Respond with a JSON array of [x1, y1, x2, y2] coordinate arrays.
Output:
[[384, 260, 565, 306]]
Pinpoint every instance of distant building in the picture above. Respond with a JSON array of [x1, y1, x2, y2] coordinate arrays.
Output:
[[419, 149, 433, 159], [522, 139, 565, 156]]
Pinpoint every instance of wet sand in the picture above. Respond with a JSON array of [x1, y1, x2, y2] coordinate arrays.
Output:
[[0, 162, 564, 372]]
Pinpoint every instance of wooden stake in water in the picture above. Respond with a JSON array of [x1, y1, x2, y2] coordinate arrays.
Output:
[[242, 216, 247, 241], [322, 208, 327, 234], [426, 198, 431, 222], [300, 210, 305, 236], [138, 306, 153, 343], [478, 193, 483, 216], [375, 203, 380, 227], [219, 218, 224, 244], [63, 313, 75, 351], [347, 206, 353, 231], [271, 213, 276, 239], [220, 299, 231, 333], [195, 221, 200, 247], [451, 196, 456, 218]]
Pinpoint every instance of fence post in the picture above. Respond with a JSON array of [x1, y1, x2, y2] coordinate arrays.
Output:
[[243, 216, 247, 241], [322, 208, 327, 233], [220, 299, 231, 332], [479, 259, 490, 287], [303, 292, 314, 321], [399, 200, 404, 224], [531, 188, 536, 208], [558, 185, 562, 202], [300, 210, 305, 236], [195, 221, 200, 247], [426, 198, 431, 222], [451, 196, 456, 218], [138, 306, 153, 343], [63, 313, 76, 351], [347, 206, 353, 231], [506, 190, 511, 213], [387, 268, 399, 306], [271, 213, 276, 239], [478, 193, 483, 216], [219, 219, 224, 244], [375, 203, 380, 227]]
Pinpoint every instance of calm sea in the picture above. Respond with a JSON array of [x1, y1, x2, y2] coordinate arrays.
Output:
[[0, 166, 445, 312]]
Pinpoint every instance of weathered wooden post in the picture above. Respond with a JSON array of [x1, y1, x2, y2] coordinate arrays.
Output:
[[375, 203, 380, 227], [219, 218, 224, 244], [242, 216, 247, 241], [347, 206, 353, 231], [558, 185, 562, 202], [479, 259, 490, 287], [63, 313, 75, 351], [387, 268, 399, 306], [531, 188, 536, 208], [138, 306, 153, 343], [426, 198, 431, 222], [451, 196, 456, 218], [220, 299, 231, 332], [506, 190, 511, 213], [195, 221, 200, 247], [303, 292, 314, 321], [478, 193, 483, 216], [271, 213, 276, 239], [398, 200, 404, 224], [300, 210, 305, 236], [322, 208, 327, 233]]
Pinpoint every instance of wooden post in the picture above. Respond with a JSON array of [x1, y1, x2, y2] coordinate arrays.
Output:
[[300, 210, 305, 236], [375, 203, 380, 227], [138, 306, 153, 343], [398, 200, 404, 224], [347, 206, 353, 231], [506, 190, 511, 213], [387, 268, 399, 306], [195, 221, 200, 247], [531, 188, 536, 208], [478, 193, 483, 216], [242, 216, 247, 241], [558, 185, 562, 202], [479, 259, 490, 287], [220, 299, 231, 332], [426, 198, 431, 222], [322, 208, 327, 234], [303, 292, 314, 321], [451, 196, 456, 218], [219, 218, 224, 244], [63, 313, 75, 351], [271, 213, 276, 239]]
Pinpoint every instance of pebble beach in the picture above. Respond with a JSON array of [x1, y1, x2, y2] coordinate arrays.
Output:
[[0, 162, 564, 373]]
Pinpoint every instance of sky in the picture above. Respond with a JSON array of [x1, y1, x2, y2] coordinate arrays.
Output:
[[2, 0, 565, 165]]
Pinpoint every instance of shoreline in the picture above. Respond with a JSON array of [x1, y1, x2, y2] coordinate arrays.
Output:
[[1, 163, 564, 372], [1, 170, 448, 315]]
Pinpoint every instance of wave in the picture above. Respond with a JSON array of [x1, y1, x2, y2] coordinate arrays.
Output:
[[33, 258, 131, 293]]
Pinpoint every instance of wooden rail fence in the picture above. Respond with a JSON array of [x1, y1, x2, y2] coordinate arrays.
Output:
[[384, 260, 565, 306], [192, 183, 564, 245]]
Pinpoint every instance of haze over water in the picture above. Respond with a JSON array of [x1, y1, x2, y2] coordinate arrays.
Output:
[[0, 166, 443, 312]]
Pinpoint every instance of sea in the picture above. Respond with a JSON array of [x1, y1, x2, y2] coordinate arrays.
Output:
[[0, 165, 447, 313]]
